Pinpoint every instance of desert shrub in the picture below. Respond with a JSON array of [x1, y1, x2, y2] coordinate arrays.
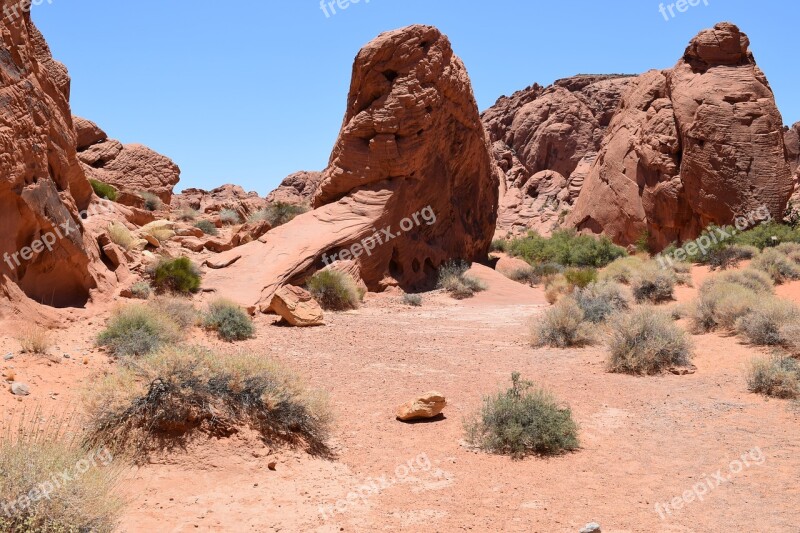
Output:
[[506, 266, 540, 286], [490, 239, 509, 253], [140, 191, 163, 212], [746, 356, 800, 399], [250, 202, 309, 227], [707, 268, 774, 295], [149, 296, 198, 330], [307, 270, 362, 310], [544, 274, 570, 304], [607, 307, 693, 375], [89, 179, 118, 202], [16, 325, 52, 355], [107, 222, 134, 250], [733, 222, 800, 250], [706, 244, 760, 271], [464, 372, 579, 458], [573, 281, 630, 324], [563, 267, 598, 289], [690, 281, 760, 333], [130, 281, 152, 300], [751, 248, 800, 284], [84, 346, 331, 457], [176, 207, 199, 222], [219, 208, 241, 225], [630, 265, 676, 304], [507, 229, 626, 268], [151, 257, 202, 294], [0, 414, 123, 532], [437, 261, 487, 299], [194, 219, 218, 236], [402, 293, 422, 307], [97, 304, 182, 357], [531, 297, 593, 348], [735, 299, 800, 346], [202, 299, 255, 342], [533, 262, 565, 277], [600, 256, 646, 284]]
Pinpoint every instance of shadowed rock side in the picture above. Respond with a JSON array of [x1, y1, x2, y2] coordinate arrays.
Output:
[[482, 74, 635, 236], [567, 23, 793, 249], [0, 9, 110, 313], [205, 25, 500, 310]]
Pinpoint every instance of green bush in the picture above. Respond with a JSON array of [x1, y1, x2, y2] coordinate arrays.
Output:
[[202, 298, 255, 342], [573, 281, 630, 324], [250, 202, 309, 227], [630, 265, 676, 304], [97, 304, 182, 357], [490, 239, 509, 253], [130, 281, 152, 300], [219, 208, 241, 225], [152, 257, 202, 294], [85, 346, 332, 458], [89, 179, 118, 201], [531, 297, 593, 348], [732, 222, 800, 250], [746, 356, 800, 399], [600, 256, 646, 284], [507, 229, 626, 268], [307, 270, 362, 310], [607, 307, 693, 375], [464, 373, 579, 458], [194, 219, 218, 236], [563, 267, 598, 289], [735, 299, 800, 346]]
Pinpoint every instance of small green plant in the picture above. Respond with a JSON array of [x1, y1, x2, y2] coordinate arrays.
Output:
[[202, 298, 255, 342], [249, 202, 309, 227], [607, 307, 692, 375], [490, 239, 509, 253], [531, 297, 593, 348], [140, 191, 163, 212], [464, 372, 579, 458], [219, 208, 241, 225], [507, 229, 626, 268], [151, 257, 202, 294], [97, 304, 182, 357], [746, 355, 800, 399], [307, 270, 362, 310], [130, 281, 152, 300], [402, 293, 423, 307], [89, 179, 118, 201], [194, 219, 218, 236], [563, 267, 598, 289]]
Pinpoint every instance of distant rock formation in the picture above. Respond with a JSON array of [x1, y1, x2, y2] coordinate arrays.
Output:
[[75, 117, 181, 204], [566, 23, 793, 249], [172, 184, 267, 221], [482, 74, 635, 236], [266, 171, 322, 205], [205, 25, 500, 310]]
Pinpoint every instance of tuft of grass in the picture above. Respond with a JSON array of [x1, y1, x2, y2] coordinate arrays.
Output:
[[140, 191, 163, 212], [107, 222, 134, 250], [437, 261, 487, 300], [630, 265, 676, 304], [219, 208, 241, 225], [130, 282, 152, 300], [194, 219, 218, 236], [0, 412, 124, 532], [507, 229, 626, 268], [607, 307, 693, 375], [746, 356, 800, 399], [176, 207, 199, 222], [563, 267, 598, 289], [531, 297, 593, 348], [464, 372, 579, 459], [151, 257, 202, 294], [16, 325, 52, 355], [84, 346, 332, 458], [544, 274, 570, 304], [149, 296, 198, 330], [249, 202, 309, 227], [307, 270, 362, 311], [600, 256, 646, 284], [89, 179, 118, 202], [97, 303, 184, 357], [505, 266, 540, 287], [735, 299, 800, 346], [572, 281, 630, 324], [202, 298, 255, 342], [402, 293, 422, 307]]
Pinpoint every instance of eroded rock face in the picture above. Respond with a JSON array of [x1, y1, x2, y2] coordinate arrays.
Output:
[[204, 25, 499, 310], [568, 23, 793, 249], [0, 11, 106, 310], [482, 75, 634, 235], [266, 171, 322, 205], [172, 184, 268, 220]]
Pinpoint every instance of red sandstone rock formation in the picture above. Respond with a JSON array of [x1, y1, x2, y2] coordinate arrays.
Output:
[[482, 75, 635, 236], [266, 171, 322, 205], [567, 23, 793, 249], [172, 184, 268, 220], [204, 25, 499, 310]]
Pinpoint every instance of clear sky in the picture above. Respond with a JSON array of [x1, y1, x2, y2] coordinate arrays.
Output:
[[33, 0, 797, 196]]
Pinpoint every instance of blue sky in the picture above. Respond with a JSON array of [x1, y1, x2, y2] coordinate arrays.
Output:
[[34, 1, 797, 196]]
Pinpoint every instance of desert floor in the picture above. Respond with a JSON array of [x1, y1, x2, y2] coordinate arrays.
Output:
[[1, 264, 799, 532]]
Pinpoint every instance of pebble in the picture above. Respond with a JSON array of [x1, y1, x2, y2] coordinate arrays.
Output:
[[11, 382, 30, 396], [580, 523, 601, 533], [4, 354, 12, 361]]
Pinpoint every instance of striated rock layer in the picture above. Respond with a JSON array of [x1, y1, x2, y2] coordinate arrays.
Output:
[[205, 25, 500, 310], [566, 23, 793, 249]]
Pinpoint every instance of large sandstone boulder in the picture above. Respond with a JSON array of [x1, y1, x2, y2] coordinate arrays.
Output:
[[204, 25, 499, 310], [266, 171, 322, 205], [395, 392, 446, 421], [270, 285, 324, 327], [568, 23, 793, 249], [0, 12, 109, 312], [482, 75, 634, 236]]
